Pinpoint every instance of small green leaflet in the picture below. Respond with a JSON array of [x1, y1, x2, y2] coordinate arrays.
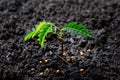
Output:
[[24, 27, 36, 41], [62, 22, 92, 37], [38, 23, 52, 46], [24, 21, 54, 47], [32, 21, 46, 38]]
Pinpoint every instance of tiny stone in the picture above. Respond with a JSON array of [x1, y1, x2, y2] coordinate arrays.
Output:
[[39, 72, 44, 76], [56, 70, 60, 74], [87, 49, 91, 52], [49, 51, 52, 54], [62, 52, 66, 57], [80, 68, 84, 72], [31, 68, 35, 72], [66, 58, 71, 62], [44, 59, 48, 63], [39, 61, 43, 64], [80, 51, 84, 56], [45, 68, 49, 71], [70, 56, 76, 60]]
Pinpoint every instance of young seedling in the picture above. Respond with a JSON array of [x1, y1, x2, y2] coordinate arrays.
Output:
[[24, 21, 92, 54]]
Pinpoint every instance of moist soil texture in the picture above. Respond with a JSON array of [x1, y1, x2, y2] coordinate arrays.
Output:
[[0, 0, 120, 80]]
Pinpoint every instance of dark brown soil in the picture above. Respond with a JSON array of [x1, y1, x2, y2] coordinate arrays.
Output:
[[0, 0, 120, 80]]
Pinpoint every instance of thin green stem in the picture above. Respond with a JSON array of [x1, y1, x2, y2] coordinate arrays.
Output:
[[51, 24, 64, 54]]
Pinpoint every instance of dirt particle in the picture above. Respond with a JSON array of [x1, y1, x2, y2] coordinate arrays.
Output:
[[62, 52, 67, 57], [66, 58, 71, 62], [39, 72, 44, 76], [87, 49, 91, 53], [70, 56, 76, 61], [39, 61, 43, 64], [80, 68, 84, 72], [31, 68, 35, 72], [45, 68, 49, 71], [44, 59, 48, 63], [56, 70, 60, 74], [80, 51, 84, 56]]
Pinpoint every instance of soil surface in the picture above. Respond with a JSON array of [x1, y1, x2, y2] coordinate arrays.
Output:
[[0, 0, 120, 80]]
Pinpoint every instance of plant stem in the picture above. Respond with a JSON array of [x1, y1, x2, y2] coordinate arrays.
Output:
[[58, 38, 64, 54], [52, 24, 64, 54], [58, 29, 63, 54]]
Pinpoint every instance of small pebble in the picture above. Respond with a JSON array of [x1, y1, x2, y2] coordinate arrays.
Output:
[[80, 68, 84, 72], [56, 70, 60, 74], [39, 72, 44, 76], [62, 52, 66, 57], [49, 51, 52, 54], [31, 68, 35, 72], [66, 58, 71, 62], [80, 51, 84, 56], [87, 49, 91, 52], [39, 60, 43, 64], [45, 68, 49, 71], [44, 59, 48, 63], [70, 56, 76, 60]]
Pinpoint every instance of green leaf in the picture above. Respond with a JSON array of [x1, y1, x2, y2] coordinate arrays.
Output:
[[64, 22, 77, 28], [32, 21, 47, 38], [24, 21, 47, 41], [38, 23, 52, 46], [24, 27, 36, 41], [80, 29, 92, 37], [24, 21, 57, 47], [62, 22, 92, 37]]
